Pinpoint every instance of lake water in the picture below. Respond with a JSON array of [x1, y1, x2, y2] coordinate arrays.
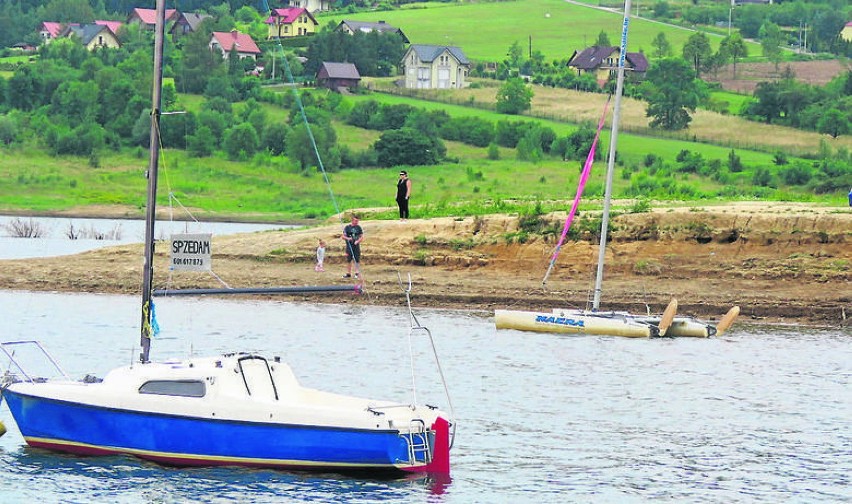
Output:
[[0, 215, 287, 259], [1, 290, 850, 503]]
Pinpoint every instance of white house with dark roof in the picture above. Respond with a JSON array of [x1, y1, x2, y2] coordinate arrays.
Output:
[[336, 20, 409, 43], [567, 46, 648, 85], [170, 12, 211, 39], [401, 44, 470, 89], [61, 23, 121, 50]]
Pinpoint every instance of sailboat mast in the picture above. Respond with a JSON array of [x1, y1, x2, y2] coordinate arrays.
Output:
[[140, 0, 167, 364], [592, 0, 632, 311]]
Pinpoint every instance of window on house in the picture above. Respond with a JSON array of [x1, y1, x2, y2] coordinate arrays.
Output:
[[139, 380, 206, 397]]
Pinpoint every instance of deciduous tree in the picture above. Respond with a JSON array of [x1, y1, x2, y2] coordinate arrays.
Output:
[[817, 109, 849, 139], [720, 33, 748, 79], [495, 78, 533, 115], [682, 32, 712, 78], [643, 58, 703, 131], [759, 21, 783, 72], [651, 32, 672, 59]]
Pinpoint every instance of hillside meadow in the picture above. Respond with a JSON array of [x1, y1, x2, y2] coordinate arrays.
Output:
[[317, 0, 753, 63], [1, 93, 844, 224], [1, 73, 846, 222], [350, 81, 849, 161]]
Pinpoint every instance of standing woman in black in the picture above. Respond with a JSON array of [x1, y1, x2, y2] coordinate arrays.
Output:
[[396, 170, 412, 221]]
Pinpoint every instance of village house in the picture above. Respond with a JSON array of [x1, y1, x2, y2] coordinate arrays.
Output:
[[209, 30, 262, 60], [281, 0, 330, 13], [401, 44, 470, 89], [316, 62, 361, 92], [567, 46, 648, 85], [61, 23, 122, 50], [127, 8, 179, 30], [170, 12, 211, 40], [39, 20, 121, 44], [264, 8, 318, 39], [335, 20, 409, 43], [841, 21, 852, 42], [38, 22, 66, 42], [95, 20, 123, 36]]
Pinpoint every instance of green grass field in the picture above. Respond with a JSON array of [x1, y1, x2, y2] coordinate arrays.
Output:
[[317, 0, 757, 63], [0, 55, 34, 64], [342, 92, 778, 168], [2, 86, 836, 224], [709, 90, 755, 115]]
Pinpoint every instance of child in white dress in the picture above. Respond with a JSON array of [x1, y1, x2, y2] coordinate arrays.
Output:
[[315, 239, 326, 272]]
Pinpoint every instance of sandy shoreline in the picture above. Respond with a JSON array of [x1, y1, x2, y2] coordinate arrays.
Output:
[[1, 203, 850, 329]]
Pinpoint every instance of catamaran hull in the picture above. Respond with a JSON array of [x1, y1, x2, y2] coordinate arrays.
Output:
[[638, 317, 714, 338], [2, 389, 445, 473], [494, 309, 654, 338]]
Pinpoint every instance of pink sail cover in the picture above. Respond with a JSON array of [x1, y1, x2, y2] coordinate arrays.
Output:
[[543, 96, 611, 284]]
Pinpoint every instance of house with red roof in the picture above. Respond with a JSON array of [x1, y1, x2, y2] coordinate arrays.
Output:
[[127, 8, 178, 29], [209, 30, 262, 60], [39, 22, 73, 43], [264, 8, 318, 39], [95, 20, 124, 36]]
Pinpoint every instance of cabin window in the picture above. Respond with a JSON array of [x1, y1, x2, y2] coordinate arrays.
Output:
[[139, 380, 206, 397]]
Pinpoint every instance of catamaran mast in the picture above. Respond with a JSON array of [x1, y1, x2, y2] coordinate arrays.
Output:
[[140, 0, 166, 364], [592, 0, 632, 311]]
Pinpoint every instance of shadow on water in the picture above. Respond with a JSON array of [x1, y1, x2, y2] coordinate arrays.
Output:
[[0, 445, 451, 502]]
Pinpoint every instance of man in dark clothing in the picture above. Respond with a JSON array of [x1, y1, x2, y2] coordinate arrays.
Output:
[[342, 215, 363, 279], [396, 170, 412, 221]]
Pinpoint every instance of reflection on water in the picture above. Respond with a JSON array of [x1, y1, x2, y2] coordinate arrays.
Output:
[[1, 291, 850, 503], [0, 215, 288, 259]]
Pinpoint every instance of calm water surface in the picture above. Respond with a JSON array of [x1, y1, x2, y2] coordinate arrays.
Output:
[[0, 215, 287, 259], [0, 291, 849, 503]]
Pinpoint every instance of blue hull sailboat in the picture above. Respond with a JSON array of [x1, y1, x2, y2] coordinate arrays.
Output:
[[1, 353, 451, 473], [1, 0, 453, 476]]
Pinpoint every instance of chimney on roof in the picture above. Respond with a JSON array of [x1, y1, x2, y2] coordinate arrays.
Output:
[[231, 29, 238, 37]]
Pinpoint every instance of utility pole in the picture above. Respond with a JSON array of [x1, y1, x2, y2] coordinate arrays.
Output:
[[728, 0, 734, 36]]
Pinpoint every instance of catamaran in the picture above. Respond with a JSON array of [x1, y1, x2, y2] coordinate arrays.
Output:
[[495, 0, 739, 338]]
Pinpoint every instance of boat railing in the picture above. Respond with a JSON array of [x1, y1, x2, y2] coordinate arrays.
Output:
[[399, 272, 457, 451], [399, 418, 432, 466], [0, 340, 72, 386]]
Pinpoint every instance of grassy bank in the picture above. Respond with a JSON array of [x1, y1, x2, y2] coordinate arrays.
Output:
[[2, 81, 844, 222]]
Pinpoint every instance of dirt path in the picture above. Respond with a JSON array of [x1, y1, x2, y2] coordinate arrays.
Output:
[[1, 202, 849, 328]]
